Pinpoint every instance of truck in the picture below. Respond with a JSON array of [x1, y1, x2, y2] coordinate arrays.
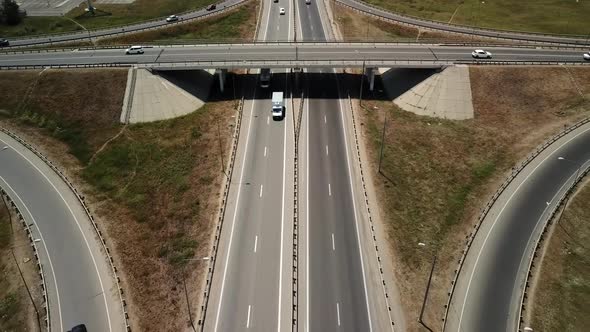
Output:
[[260, 68, 271, 88], [271, 92, 284, 120]]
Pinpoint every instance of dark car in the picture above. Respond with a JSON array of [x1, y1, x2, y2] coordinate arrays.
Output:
[[206, 4, 216, 10], [68, 324, 87, 332], [0, 39, 9, 47]]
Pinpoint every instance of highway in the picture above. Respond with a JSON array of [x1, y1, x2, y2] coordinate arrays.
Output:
[[0, 131, 125, 331], [296, 1, 392, 331], [203, 0, 294, 331], [446, 123, 590, 332], [0, 44, 587, 69]]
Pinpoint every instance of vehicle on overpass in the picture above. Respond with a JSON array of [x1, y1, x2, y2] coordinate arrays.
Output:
[[260, 68, 271, 88], [584, 52, 590, 61], [271, 91, 284, 120], [207, 4, 216, 11], [166, 15, 179, 22], [0, 38, 8, 47], [125, 45, 144, 55], [472, 49, 492, 59]]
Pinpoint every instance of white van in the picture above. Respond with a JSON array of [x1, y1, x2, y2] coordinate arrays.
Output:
[[125, 46, 144, 55]]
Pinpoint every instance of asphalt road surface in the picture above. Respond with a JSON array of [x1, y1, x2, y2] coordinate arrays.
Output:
[[5, 0, 246, 47], [0, 132, 125, 332], [0, 45, 586, 68], [296, 1, 388, 331], [203, 1, 294, 331], [339, 0, 590, 45], [447, 123, 590, 332]]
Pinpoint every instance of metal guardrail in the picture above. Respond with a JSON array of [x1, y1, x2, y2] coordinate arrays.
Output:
[[346, 94, 396, 330], [0, 189, 50, 331], [516, 160, 590, 331], [196, 91, 244, 330], [442, 117, 590, 331], [0, 127, 132, 331], [10, 0, 249, 41], [337, 0, 590, 45], [0, 59, 588, 71]]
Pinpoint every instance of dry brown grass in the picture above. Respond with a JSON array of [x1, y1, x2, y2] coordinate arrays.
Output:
[[529, 180, 590, 332], [333, 3, 489, 43], [0, 195, 43, 331], [356, 67, 590, 331], [0, 68, 238, 331]]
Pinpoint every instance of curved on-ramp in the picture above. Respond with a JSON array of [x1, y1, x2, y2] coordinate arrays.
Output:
[[0, 130, 125, 331], [446, 120, 590, 332]]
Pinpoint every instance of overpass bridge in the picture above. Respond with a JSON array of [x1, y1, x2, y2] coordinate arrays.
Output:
[[0, 43, 587, 91]]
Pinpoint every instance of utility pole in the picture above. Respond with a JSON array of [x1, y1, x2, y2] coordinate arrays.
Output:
[[378, 114, 387, 173]]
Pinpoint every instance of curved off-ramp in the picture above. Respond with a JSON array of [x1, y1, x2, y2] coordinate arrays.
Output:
[[446, 120, 590, 332], [0, 130, 125, 331]]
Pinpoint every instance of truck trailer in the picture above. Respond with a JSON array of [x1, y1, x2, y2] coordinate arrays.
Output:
[[271, 92, 284, 120]]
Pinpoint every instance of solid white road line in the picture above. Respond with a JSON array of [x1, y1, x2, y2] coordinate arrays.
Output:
[[0, 176, 64, 332], [1, 138, 114, 331], [336, 302, 341, 326], [456, 125, 590, 331], [338, 96, 373, 331], [254, 236, 258, 253], [332, 233, 335, 251], [214, 96, 257, 332], [328, 183, 332, 196], [277, 95, 288, 332], [247, 305, 252, 328], [259, 184, 264, 198], [305, 97, 310, 332]]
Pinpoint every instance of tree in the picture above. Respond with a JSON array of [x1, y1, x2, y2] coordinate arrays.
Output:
[[2, 0, 22, 25]]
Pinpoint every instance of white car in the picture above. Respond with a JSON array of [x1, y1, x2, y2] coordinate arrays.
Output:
[[166, 15, 179, 22], [584, 52, 590, 61], [305, 0, 311, 4], [125, 46, 144, 55], [472, 49, 492, 59], [279, 7, 285, 15]]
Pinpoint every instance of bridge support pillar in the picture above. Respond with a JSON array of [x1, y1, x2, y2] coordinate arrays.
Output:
[[216, 68, 227, 93], [366, 67, 376, 92]]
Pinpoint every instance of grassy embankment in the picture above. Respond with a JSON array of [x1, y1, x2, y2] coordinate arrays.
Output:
[[0, 0, 222, 37], [530, 181, 590, 331], [0, 67, 237, 331], [361, 0, 590, 35], [355, 66, 590, 330], [334, 3, 486, 42], [0, 2, 255, 321]]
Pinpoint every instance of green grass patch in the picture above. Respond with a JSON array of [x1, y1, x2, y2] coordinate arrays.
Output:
[[531, 183, 590, 331], [0, 0, 219, 37], [362, 0, 590, 35], [0, 16, 82, 38], [98, 1, 257, 44]]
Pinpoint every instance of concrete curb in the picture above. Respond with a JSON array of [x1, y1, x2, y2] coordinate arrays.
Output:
[[120, 67, 137, 124], [0, 127, 132, 331]]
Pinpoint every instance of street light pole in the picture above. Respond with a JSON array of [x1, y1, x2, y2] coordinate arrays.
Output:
[[378, 114, 387, 174]]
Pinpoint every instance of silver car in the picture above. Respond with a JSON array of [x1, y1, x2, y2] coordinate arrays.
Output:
[[472, 49, 492, 59]]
